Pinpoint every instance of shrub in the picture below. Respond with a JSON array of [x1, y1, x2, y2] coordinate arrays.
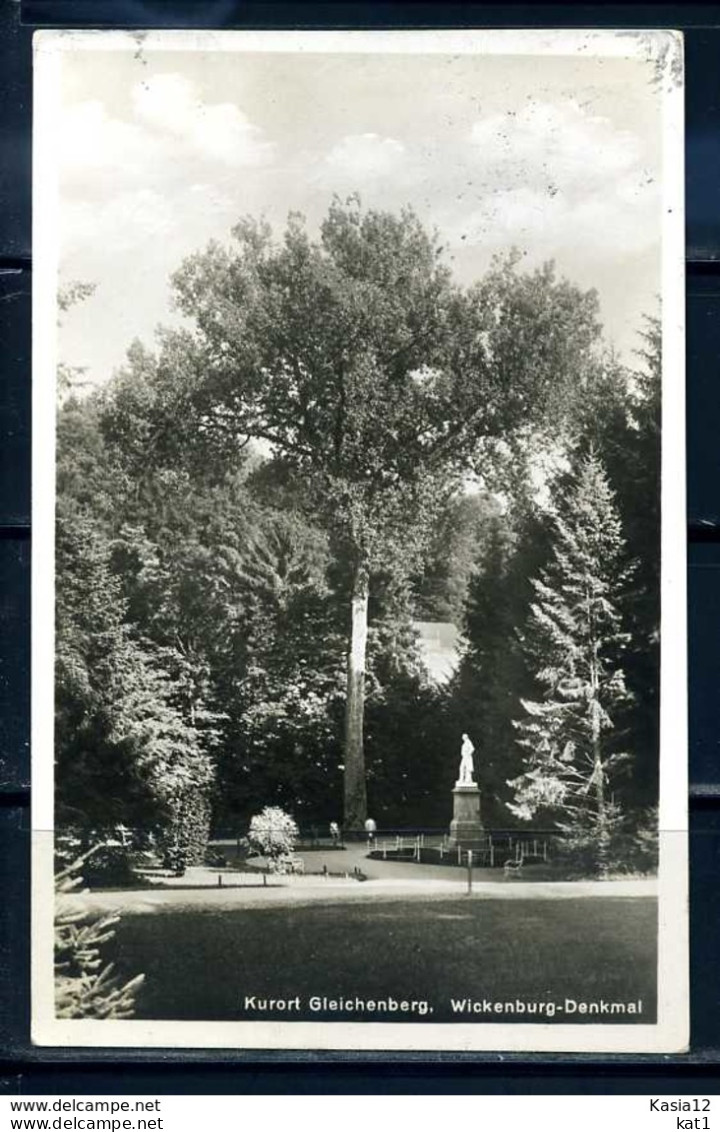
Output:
[[247, 806, 299, 873], [54, 829, 137, 888], [81, 843, 136, 888], [161, 843, 190, 876], [553, 804, 659, 878], [628, 807, 659, 874], [158, 791, 212, 874], [604, 806, 659, 876]]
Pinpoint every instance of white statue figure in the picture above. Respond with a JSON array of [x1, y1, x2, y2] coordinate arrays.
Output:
[[458, 733, 475, 785]]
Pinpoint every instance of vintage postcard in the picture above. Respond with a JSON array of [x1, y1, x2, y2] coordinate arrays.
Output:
[[32, 28, 687, 1053]]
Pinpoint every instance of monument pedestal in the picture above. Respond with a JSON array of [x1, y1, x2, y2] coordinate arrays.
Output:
[[448, 783, 484, 848]]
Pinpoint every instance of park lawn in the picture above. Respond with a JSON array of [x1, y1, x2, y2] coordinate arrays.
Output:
[[110, 896, 657, 1024]]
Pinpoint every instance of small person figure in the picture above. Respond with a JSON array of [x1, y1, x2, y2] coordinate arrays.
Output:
[[364, 816, 377, 847], [458, 733, 475, 785], [329, 820, 341, 846]]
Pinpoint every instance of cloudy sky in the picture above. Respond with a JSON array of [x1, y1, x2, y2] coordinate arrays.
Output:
[[52, 34, 665, 385]]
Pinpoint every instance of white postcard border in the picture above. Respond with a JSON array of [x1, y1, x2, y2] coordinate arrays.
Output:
[[31, 27, 687, 1054]]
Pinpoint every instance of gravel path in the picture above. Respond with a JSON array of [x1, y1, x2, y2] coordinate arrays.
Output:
[[62, 871, 658, 916]]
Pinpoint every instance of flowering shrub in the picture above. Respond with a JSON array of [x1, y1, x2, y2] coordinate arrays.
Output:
[[247, 806, 299, 873]]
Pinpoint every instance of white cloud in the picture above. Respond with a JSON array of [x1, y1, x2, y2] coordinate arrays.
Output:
[[469, 100, 639, 192], [60, 100, 151, 177], [449, 174, 660, 258], [58, 75, 276, 293], [322, 133, 406, 181], [60, 75, 273, 197], [131, 74, 274, 168], [452, 99, 659, 258]]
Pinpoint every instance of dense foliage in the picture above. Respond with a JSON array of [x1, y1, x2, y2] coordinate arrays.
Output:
[[109, 200, 603, 829], [55, 201, 662, 874]]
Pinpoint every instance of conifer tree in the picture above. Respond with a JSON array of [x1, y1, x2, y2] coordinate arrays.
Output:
[[508, 453, 632, 876], [565, 323, 661, 808], [55, 849, 145, 1019]]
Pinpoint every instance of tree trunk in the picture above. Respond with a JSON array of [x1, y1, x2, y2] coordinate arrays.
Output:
[[590, 662, 609, 877], [344, 562, 369, 832], [593, 749, 609, 879]]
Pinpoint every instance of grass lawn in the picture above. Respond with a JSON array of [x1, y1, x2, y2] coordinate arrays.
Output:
[[109, 896, 657, 1024]]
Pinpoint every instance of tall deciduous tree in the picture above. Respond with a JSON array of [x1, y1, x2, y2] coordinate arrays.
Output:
[[508, 453, 632, 875], [125, 198, 601, 828]]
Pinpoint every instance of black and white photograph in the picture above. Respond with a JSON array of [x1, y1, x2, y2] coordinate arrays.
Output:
[[32, 28, 687, 1053]]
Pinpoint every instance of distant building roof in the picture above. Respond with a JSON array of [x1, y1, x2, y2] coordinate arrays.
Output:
[[412, 621, 462, 685]]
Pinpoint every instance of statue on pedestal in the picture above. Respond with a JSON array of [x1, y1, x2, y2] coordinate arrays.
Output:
[[449, 732, 483, 847], [457, 733, 475, 786]]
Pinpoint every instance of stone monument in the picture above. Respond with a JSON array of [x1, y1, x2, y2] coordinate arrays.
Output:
[[448, 733, 484, 848]]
